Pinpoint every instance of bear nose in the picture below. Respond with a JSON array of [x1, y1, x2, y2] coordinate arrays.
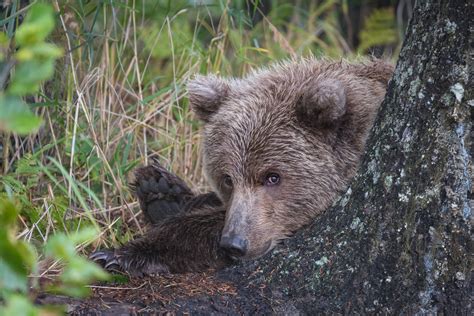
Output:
[[220, 234, 248, 258]]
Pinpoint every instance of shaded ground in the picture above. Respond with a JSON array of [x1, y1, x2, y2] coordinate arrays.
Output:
[[36, 268, 273, 315]]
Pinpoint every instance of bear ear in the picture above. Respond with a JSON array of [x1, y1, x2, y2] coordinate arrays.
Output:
[[188, 75, 230, 122], [296, 78, 347, 128]]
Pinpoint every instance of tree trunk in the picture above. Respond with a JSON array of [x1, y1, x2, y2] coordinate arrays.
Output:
[[222, 1, 473, 314], [61, 1, 472, 314]]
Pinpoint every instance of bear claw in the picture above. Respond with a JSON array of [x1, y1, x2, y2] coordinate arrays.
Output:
[[89, 249, 123, 272], [90, 248, 170, 276]]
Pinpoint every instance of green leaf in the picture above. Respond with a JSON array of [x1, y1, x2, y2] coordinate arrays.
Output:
[[61, 257, 109, 285], [16, 43, 63, 61], [0, 95, 42, 134], [0, 200, 37, 293], [0, 256, 27, 293], [0, 197, 18, 226], [44, 229, 109, 298], [9, 59, 55, 95], [47, 283, 91, 298], [0, 294, 39, 316], [15, 4, 55, 46], [68, 227, 100, 245], [0, 236, 27, 276], [44, 233, 77, 261]]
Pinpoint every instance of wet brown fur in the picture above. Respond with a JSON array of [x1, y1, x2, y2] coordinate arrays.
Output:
[[94, 58, 394, 275]]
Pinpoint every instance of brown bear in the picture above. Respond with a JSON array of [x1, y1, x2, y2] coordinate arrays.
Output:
[[91, 58, 394, 276]]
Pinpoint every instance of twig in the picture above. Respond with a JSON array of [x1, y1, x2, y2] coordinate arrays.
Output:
[[0, 59, 15, 91]]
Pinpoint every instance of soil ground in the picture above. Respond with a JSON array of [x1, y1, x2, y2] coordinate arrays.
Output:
[[36, 269, 273, 315]]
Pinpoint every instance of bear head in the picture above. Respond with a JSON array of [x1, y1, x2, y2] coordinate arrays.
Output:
[[188, 58, 393, 260]]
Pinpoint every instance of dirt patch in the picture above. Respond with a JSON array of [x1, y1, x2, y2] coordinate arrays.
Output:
[[36, 271, 271, 314], [90, 272, 237, 303]]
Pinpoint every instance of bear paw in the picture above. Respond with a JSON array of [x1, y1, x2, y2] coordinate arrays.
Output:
[[89, 249, 170, 277], [131, 158, 194, 224]]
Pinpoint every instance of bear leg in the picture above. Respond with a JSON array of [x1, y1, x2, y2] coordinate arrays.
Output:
[[91, 161, 229, 275], [90, 206, 232, 275]]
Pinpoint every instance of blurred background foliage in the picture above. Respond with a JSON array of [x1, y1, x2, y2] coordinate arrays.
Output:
[[0, 0, 413, 312]]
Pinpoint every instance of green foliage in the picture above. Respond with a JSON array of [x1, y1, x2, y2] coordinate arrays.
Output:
[[0, 3, 107, 313], [0, 95, 42, 134], [358, 8, 398, 54], [0, 198, 109, 313], [0, 3, 63, 135], [0, 294, 41, 316], [44, 228, 109, 297], [14, 4, 55, 46], [0, 199, 37, 294]]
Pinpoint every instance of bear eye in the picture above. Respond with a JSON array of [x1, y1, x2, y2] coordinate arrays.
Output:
[[223, 175, 233, 188], [264, 173, 280, 186]]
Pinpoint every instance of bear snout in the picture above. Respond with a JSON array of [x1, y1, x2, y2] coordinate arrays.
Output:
[[220, 233, 249, 258]]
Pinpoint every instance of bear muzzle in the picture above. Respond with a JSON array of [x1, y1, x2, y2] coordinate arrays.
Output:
[[220, 188, 276, 259], [220, 233, 249, 258]]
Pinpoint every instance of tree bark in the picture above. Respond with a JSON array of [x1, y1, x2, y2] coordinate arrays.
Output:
[[220, 1, 473, 314]]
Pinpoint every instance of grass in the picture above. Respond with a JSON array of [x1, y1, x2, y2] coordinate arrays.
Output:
[[0, 0, 404, 276]]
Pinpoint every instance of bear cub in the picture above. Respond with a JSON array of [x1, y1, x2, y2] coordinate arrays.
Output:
[[91, 58, 394, 275]]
